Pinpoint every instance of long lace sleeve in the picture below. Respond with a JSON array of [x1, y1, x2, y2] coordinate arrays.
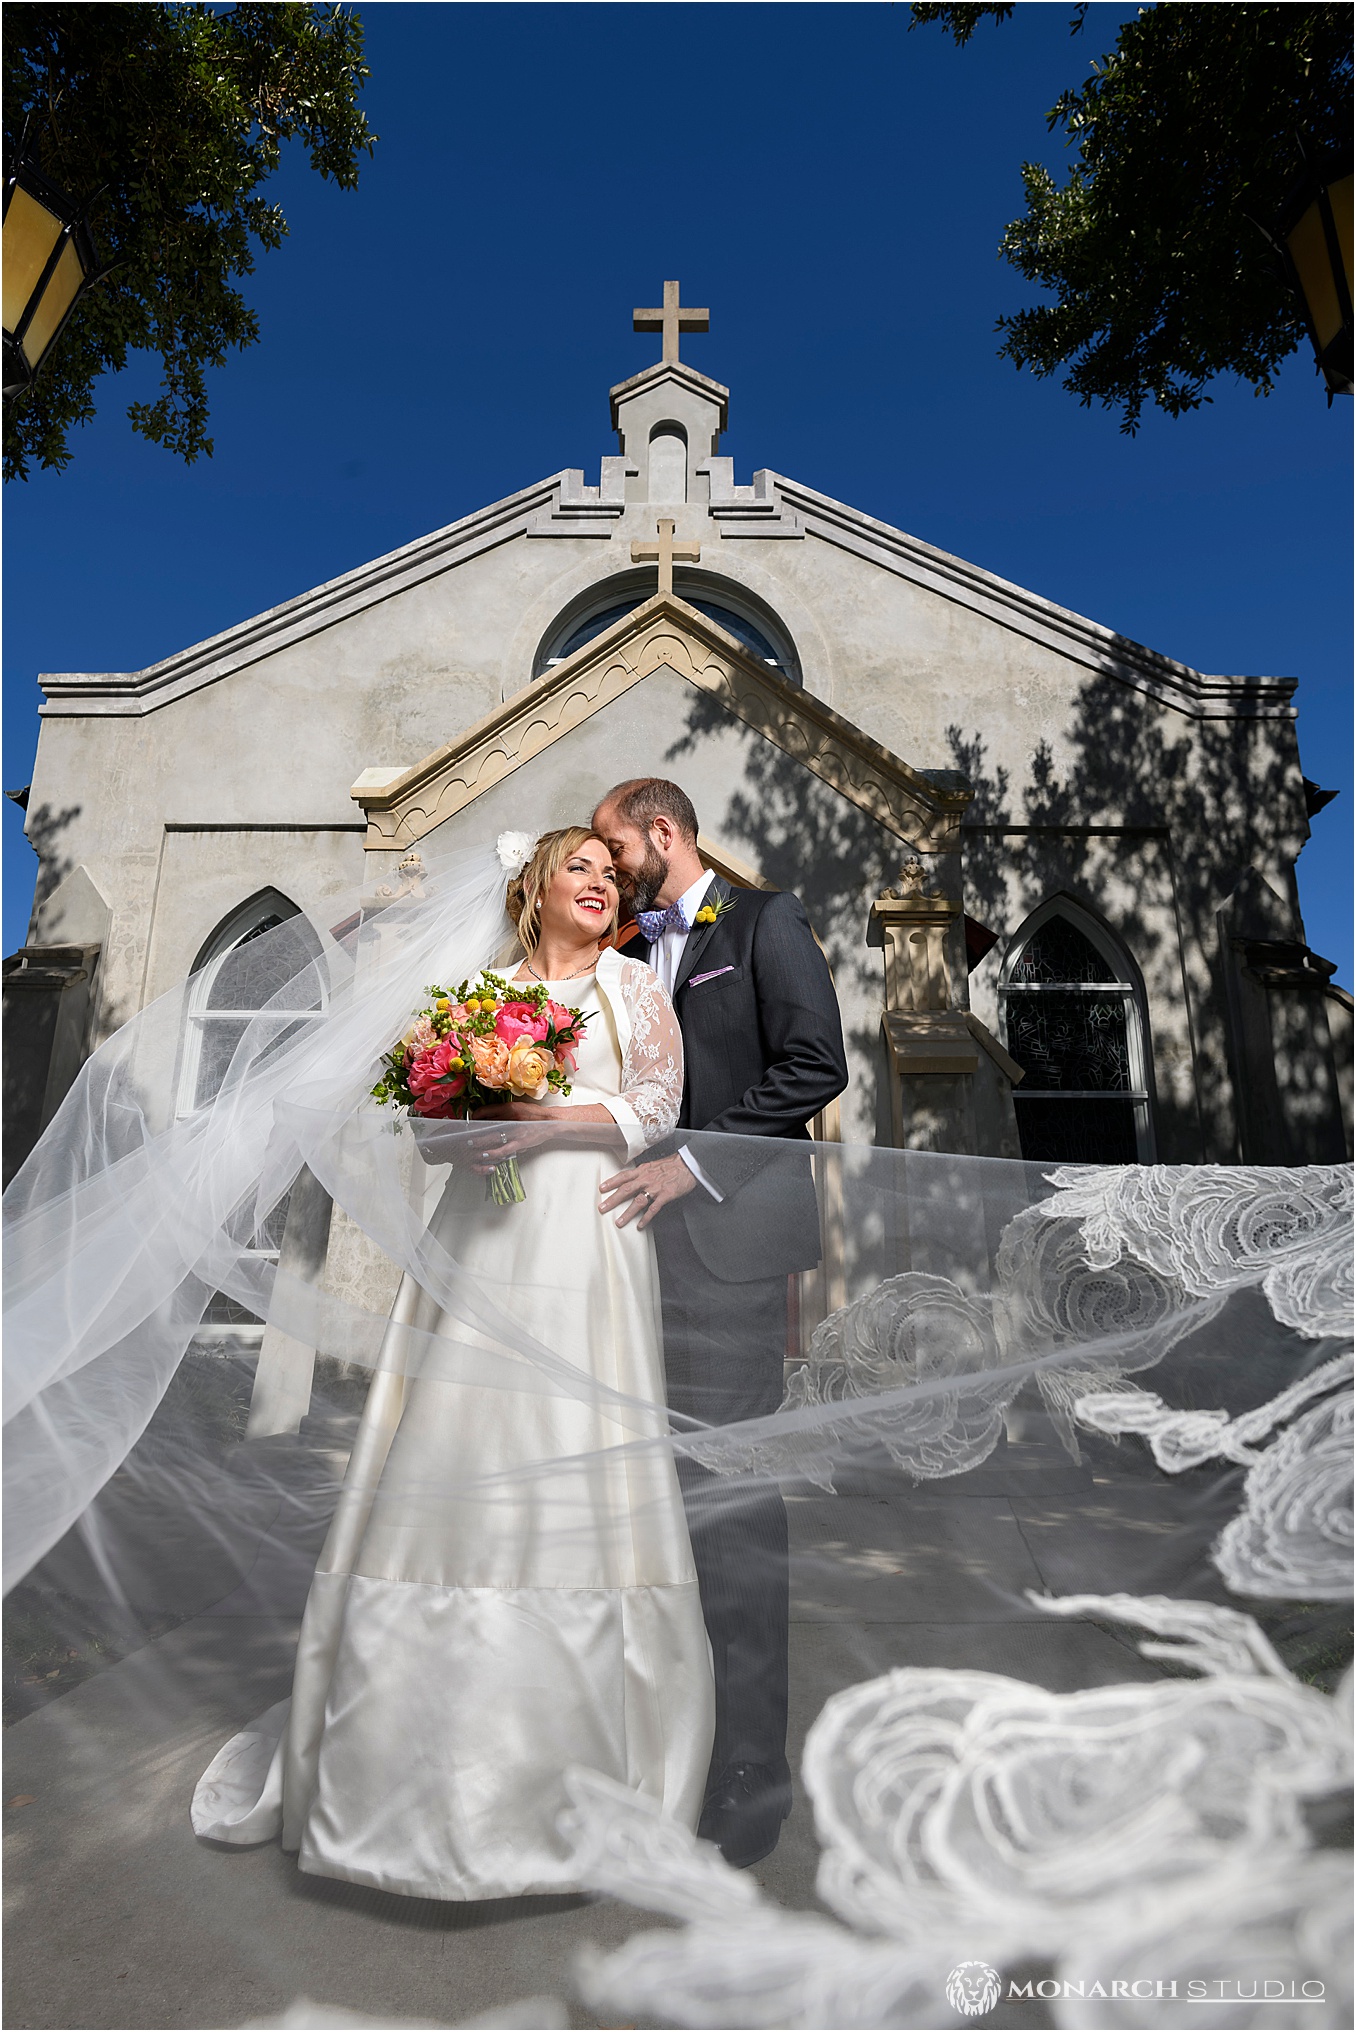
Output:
[[602, 958, 684, 1156]]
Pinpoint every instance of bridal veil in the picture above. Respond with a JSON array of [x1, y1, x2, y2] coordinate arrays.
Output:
[[4, 839, 1350, 2027]]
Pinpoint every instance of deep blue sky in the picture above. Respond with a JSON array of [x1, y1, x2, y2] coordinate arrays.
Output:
[[5, 1, 1351, 981]]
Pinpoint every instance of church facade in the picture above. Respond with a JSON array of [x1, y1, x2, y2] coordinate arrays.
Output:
[[10, 288, 1350, 1186]]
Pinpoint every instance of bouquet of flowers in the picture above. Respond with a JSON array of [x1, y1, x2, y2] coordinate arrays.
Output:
[[371, 970, 591, 1204]]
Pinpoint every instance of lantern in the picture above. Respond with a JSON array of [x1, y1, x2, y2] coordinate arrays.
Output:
[[3, 155, 98, 397], [1278, 160, 1353, 400]]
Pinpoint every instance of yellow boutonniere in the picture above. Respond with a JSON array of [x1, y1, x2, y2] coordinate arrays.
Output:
[[694, 894, 737, 927]]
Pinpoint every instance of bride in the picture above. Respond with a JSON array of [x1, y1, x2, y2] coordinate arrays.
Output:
[[191, 827, 716, 1900]]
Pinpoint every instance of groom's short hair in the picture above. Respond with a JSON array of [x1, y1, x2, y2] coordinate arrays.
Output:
[[608, 778, 699, 847]]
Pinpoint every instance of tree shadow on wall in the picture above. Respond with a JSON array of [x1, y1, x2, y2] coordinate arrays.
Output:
[[948, 640, 1319, 1160], [17, 799, 83, 936], [665, 691, 905, 1138]]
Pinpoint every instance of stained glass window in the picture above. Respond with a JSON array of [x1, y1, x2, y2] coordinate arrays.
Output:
[[1009, 917, 1117, 985], [1001, 915, 1150, 1163]]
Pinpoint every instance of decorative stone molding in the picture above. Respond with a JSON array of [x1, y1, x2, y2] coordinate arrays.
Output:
[[771, 474, 1299, 723], [869, 890, 962, 1013], [40, 477, 564, 717], [351, 592, 970, 854], [696, 834, 774, 892], [867, 875, 1024, 1154], [609, 360, 729, 438], [40, 450, 1295, 723], [526, 457, 637, 537], [698, 460, 803, 538]]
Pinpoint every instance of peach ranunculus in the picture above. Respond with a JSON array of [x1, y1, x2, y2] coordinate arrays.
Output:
[[468, 1033, 511, 1087], [506, 1037, 554, 1099], [494, 999, 550, 1047]]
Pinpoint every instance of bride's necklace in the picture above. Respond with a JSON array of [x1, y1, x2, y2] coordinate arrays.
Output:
[[523, 953, 597, 983]]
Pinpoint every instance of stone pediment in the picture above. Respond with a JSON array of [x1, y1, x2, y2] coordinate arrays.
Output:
[[351, 592, 970, 854]]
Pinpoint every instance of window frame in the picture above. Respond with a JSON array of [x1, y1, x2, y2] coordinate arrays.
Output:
[[999, 900, 1155, 1161], [177, 890, 326, 1124], [177, 891, 328, 1341], [532, 570, 803, 687]]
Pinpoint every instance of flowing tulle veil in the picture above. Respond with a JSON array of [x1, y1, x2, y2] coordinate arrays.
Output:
[[3, 833, 1351, 2028], [4, 836, 541, 1586]]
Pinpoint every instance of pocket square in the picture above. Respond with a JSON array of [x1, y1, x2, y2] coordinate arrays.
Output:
[[688, 966, 735, 987]]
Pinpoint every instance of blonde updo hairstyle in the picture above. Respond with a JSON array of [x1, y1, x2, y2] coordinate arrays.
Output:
[[506, 826, 618, 956]]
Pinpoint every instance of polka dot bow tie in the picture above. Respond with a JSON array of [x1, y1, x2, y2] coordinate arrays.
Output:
[[636, 899, 690, 942]]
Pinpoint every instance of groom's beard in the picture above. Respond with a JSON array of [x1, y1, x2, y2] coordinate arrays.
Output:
[[623, 846, 669, 917]]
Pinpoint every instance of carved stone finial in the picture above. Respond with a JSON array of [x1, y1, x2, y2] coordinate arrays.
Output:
[[376, 849, 427, 902], [882, 856, 927, 900]]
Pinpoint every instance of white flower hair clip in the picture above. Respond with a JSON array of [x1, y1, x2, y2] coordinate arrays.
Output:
[[496, 830, 539, 876]]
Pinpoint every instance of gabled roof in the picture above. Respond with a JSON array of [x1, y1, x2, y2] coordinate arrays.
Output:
[[351, 592, 971, 855], [38, 472, 565, 718], [771, 474, 1296, 721], [36, 466, 1296, 723]]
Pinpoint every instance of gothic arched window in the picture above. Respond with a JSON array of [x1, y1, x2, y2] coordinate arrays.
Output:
[[1000, 907, 1153, 1163], [179, 892, 326, 1336], [179, 890, 325, 1120]]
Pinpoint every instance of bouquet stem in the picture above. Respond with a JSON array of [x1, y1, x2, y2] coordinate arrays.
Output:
[[485, 1155, 526, 1207]]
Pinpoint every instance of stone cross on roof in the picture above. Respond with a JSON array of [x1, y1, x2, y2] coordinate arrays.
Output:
[[632, 279, 709, 366], [631, 518, 700, 597]]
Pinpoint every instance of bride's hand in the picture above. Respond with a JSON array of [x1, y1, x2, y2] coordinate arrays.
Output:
[[466, 1103, 560, 1170]]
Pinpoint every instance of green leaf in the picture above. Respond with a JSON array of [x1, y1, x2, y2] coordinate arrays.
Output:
[[5, 3, 376, 480]]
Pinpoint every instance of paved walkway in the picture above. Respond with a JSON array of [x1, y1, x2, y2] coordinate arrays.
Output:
[[4, 1413, 1232, 2031]]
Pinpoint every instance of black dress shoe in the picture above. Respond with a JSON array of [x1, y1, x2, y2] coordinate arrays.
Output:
[[698, 1761, 793, 1868]]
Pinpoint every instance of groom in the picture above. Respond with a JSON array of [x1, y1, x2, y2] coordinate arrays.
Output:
[[592, 778, 848, 1867]]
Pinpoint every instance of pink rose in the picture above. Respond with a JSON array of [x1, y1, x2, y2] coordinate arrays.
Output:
[[410, 1070, 467, 1118], [407, 1039, 458, 1095], [494, 1000, 550, 1046]]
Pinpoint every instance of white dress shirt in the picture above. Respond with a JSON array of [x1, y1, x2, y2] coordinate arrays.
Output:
[[647, 870, 723, 1202], [648, 870, 715, 996]]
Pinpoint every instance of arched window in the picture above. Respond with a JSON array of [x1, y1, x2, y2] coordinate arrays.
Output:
[[534, 577, 801, 686], [1000, 906, 1153, 1163], [180, 893, 326, 1337], [179, 890, 325, 1119]]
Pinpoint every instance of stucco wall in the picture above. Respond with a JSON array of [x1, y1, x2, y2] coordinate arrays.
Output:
[[23, 407, 1315, 1160]]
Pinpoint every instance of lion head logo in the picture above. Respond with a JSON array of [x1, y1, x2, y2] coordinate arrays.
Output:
[[945, 1961, 1002, 2017]]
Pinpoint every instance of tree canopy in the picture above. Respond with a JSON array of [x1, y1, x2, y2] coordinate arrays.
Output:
[[910, 4, 1352, 429], [4, 3, 374, 481]]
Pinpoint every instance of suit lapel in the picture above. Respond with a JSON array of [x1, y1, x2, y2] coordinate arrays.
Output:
[[673, 876, 732, 995]]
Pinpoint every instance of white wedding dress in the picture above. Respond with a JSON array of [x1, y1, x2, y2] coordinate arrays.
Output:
[[191, 947, 715, 1900]]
